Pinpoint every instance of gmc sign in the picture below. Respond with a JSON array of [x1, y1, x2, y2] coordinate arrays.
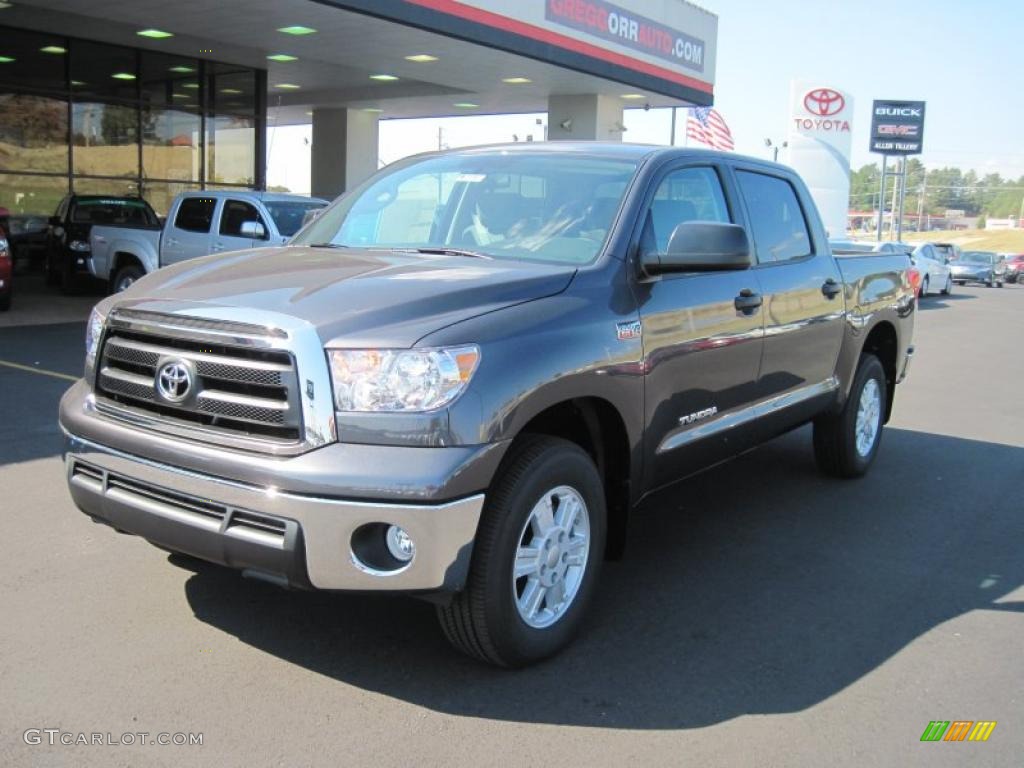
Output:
[[870, 99, 926, 155]]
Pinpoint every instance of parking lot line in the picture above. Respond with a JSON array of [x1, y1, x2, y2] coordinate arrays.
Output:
[[0, 359, 78, 382]]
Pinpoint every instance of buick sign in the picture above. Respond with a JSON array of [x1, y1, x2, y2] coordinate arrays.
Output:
[[870, 100, 926, 155]]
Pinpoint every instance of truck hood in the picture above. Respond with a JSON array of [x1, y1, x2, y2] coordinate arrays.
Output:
[[111, 246, 577, 347]]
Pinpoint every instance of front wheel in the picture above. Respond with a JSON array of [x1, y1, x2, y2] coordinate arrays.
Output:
[[813, 354, 887, 478], [941, 276, 952, 295], [920, 276, 929, 297], [112, 264, 144, 294], [437, 436, 606, 667]]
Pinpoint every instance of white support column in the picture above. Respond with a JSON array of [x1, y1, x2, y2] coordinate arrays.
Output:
[[546, 94, 625, 141], [311, 108, 380, 200]]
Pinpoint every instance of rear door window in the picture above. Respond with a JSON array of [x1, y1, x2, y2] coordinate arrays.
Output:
[[646, 166, 730, 253], [174, 197, 216, 233], [736, 171, 812, 263]]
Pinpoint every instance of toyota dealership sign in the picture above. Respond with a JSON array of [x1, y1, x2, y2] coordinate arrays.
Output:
[[869, 100, 926, 155], [786, 81, 854, 237]]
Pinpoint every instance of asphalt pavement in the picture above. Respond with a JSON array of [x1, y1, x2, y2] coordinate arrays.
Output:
[[1, 284, 1021, 767]]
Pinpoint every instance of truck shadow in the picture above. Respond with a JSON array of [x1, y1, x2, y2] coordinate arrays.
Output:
[[182, 426, 1023, 730], [917, 292, 977, 310]]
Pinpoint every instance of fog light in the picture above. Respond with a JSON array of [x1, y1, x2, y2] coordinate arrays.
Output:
[[385, 525, 415, 562]]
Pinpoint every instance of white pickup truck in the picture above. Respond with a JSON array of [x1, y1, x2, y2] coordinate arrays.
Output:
[[90, 190, 328, 292]]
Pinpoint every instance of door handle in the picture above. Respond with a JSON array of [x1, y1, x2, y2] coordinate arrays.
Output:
[[165, 238, 179, 246], [822, 278, 842, 299], [211, 242, 225, 252], [734, 288, 762, 313]]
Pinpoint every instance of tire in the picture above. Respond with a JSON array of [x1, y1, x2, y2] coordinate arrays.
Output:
[[437, 435, 607, 667], [112, 263, 144, 293], [813, 354, 887, 479], [59, 255, 82, 295], [987, 273, 996, 288], [941, 276, 952, 295], [920, 276, 929, 297], [0, 290, 10, 312]]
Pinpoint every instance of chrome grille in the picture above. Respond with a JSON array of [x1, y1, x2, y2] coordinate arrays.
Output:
[[95, 319, 301, 442]]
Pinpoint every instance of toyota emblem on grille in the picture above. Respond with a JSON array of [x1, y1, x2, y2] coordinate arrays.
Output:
[[156, 359, 193, 403]]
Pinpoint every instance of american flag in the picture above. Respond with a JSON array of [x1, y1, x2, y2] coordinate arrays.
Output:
[[685, 107, 735, 151]]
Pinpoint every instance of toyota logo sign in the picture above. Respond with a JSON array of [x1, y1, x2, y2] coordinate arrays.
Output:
[[156, 359, 193, 403], [804, 88, 846, 117]]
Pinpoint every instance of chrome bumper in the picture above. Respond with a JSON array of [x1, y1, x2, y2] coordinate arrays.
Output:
[[64, 432, 485, 592]]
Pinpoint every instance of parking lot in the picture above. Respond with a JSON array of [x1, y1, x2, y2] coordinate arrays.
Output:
[[1, 284, 1021, 767]]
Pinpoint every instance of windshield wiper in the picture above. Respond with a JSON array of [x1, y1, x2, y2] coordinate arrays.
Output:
[[406, 247, 492, 260], [308, 242, 350, 249]]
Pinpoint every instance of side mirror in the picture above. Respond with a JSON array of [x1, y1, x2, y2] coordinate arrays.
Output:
[[240, 220, 266, 239], [641, 221, 752, 275]]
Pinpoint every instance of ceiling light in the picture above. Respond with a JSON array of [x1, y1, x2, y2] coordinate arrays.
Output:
[[274, 83, 301, 89], [168, 65, 194, 73], [267, 53, 297, 62], [369, 74, 399, 81], [0, 55, 13, 63], [363, 107, 383, 113], [182, 82, 199, 89], [620, 93, 646, 100], [172, 93, 189, 99], [305, 111, 314, 116], [0, 2, 12, 9], [112, 72, 136, 80], [71, 80, 86, 86], [502, 77, 531, 84], [454, 102, 479, 108], [277, 25, 316, 35], [404, 54, 438, 63], [220, 88, 242, 94], [137, 29, 173, 39], [40, 46, 67, 54]]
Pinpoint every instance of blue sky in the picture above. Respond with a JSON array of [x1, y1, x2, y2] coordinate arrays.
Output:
[[268, 0, 1023, 192]]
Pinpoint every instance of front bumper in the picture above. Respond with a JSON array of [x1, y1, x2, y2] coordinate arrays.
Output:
[[951, 270, 989, 282], [64, 432, 485, 592]]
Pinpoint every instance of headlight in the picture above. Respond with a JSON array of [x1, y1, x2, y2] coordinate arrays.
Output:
[[328, 346, 480, 412], [85, 307, 106, 368], [69, 240, 91, 252]]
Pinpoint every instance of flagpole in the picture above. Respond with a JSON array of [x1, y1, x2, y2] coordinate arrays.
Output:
[[670, 107, 677, 146]]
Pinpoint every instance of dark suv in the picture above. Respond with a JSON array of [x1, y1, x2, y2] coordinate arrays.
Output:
[[46, 195, 160, 293]]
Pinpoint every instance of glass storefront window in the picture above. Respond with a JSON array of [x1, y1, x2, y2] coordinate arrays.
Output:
[[0, 93, 69, 173], [0, 28, 67, 92], [206, 115, 255, 186], [72, 103, 139, 178], [72, 176, 140, 197], [0, 172, 68, 216], [209, 64, 256, 116], [140, 51, 201, 109], [143, 108, 200, 182], [71, 40, 138, 101], [140, 180, 199, 220]]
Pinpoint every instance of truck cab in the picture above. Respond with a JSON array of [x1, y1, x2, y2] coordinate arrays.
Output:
[[89, 190, 328, 292]]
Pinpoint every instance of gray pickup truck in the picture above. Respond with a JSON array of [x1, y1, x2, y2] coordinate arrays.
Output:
[[60, 144, 916, 666]]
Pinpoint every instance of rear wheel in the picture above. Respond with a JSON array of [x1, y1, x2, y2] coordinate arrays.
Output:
[[920, 276, 929, 297], [813, 354, 887, 478], [941, 276, 952, 295], [437, 436, 606, 667]]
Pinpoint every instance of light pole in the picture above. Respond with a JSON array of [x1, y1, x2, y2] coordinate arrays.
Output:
[[764, 138, 788, 162]]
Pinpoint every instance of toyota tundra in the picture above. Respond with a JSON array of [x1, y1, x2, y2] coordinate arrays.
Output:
[[60, 144, 916, 666]]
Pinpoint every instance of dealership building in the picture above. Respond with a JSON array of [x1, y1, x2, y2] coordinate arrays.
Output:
[[0, 0, 717, 217]]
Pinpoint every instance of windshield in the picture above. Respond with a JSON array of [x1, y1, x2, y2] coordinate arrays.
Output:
[[933, 244, 957, 259], [292, 152, 639, 265], [71, 198, 158, 228], [960, 252, 992, 264], [264, 201, 327, 237]]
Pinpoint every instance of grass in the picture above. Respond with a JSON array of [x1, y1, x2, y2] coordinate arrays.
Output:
[[898, 229, 1024, 253]]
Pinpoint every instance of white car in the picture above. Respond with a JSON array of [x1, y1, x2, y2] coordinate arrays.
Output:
[[911, 243, 953, 297]]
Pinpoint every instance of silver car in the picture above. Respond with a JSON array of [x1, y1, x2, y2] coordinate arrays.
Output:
[[951, 251, 1006, 288]]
